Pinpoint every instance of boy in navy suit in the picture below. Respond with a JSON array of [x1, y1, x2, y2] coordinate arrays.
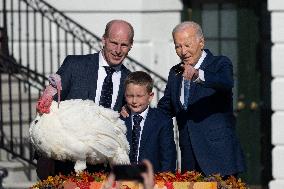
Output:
[[121, 71, 176, 173]]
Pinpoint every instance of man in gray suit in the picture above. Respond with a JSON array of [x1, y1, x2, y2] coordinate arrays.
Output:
[[36, 19, 134, 179]]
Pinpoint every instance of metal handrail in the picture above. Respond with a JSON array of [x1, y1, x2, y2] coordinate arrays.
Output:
[[0, 53, 47, 89], [0, 53, 43, 167]]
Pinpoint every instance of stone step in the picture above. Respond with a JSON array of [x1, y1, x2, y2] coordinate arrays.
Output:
[[0, 150, 10, 161], [0, 141, 33, 162], [3, 181, 36, 189], [0, 160, 37, 188]]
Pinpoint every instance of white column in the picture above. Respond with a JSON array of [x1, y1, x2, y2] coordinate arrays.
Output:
[[269, 0, 284, 188]]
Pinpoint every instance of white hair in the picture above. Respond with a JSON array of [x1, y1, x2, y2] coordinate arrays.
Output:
[[172, 21, 204, 39]]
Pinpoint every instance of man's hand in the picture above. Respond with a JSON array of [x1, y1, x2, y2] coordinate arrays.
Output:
[[120, 105, 130, 118], [182, 64, 199, 81], [101, 173, 118, 189], [141, 159, 155, 189]]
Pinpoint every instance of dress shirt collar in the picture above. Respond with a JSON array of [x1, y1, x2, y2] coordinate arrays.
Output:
[[131, 106, 149, 121], [194, 50, 207, 69], [99, 51, 121, 72]]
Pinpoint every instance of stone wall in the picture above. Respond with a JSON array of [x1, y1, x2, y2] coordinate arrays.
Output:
[[269, 0, 284, 188]]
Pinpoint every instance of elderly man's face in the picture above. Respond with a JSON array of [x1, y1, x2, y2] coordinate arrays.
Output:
[[102, 22, 133, 66], [173, 27, 204, 66]]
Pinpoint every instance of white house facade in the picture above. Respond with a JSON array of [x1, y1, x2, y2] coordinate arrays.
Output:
[[269, 0, 284, 188]]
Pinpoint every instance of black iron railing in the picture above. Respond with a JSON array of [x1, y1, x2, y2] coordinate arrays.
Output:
[[0, 53, 46, 166], [0, 0, 167, 172], [1, 0, 167, 94]]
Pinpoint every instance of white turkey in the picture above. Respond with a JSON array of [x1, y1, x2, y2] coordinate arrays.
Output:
[[29, 74, 130, 173]]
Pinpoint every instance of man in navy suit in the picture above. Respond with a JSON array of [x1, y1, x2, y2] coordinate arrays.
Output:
[[36, 19, 134, 179], [158, 21, 246, 176], [121, 71, 176, 173], [56, 19, 133, 111]]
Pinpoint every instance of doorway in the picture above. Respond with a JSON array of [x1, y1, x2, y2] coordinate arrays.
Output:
[[183, 0, 272, 187]]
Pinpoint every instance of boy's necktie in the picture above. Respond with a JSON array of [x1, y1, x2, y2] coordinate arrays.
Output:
[[99, 66, 115, 108], [131, 114, 143, 163]]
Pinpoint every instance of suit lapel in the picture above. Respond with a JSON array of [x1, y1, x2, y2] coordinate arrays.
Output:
[[124, 116, 133, 156], [200, 49, 214, 70], [174, 73, 184, 109], [138, 108, 155, 161], [89, 53, 99, 100], [113, 65, 129, 111], [188, 81, 197, 105], [125, 116, 132, 143]]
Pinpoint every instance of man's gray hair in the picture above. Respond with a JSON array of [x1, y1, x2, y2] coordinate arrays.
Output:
[[172, 21, 204, 39]]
